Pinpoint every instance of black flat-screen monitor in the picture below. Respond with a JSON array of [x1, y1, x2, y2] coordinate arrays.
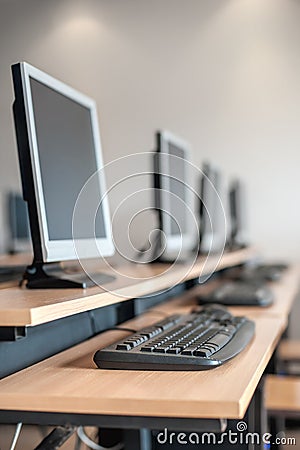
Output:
[[7, 192, 30, 254], [199, 163, 227, 254], [11, 62, 115, 288], [229, 179, 248, 248], [153, 131, 195, 261]]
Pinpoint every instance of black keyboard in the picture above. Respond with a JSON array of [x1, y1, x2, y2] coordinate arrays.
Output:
[[199, 281, 274, 307], [93, 306, 255, 371], [238, 264, 288, 283]]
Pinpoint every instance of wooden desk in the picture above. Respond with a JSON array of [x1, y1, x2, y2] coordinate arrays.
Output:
[[0, 247, 256, 327], [0, 256, 298, 450], [0, 299, 286, 421], [178, 264, 300, 320], [226, 265, 300, 319]]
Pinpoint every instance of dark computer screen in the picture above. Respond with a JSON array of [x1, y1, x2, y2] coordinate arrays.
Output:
[[199, 163, 227, 253], [167, 143, 187, 236], [154, 131, 194, 261], [230, 179, 248, 246], [8, 193, 30, 240], [29, 78, 106, 241]]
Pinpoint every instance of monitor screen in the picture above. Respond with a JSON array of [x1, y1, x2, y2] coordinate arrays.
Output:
[[154, 131, 194, 259], [12, 62, 114, 262], [230, 179, 248, 246], [8, 192, 30, 240], [167, 142, 187, 236], [199, 163, 226, 254], [199, 163, 215, 239], [29, 78, 106, 241], [7, 192, 31, 254]]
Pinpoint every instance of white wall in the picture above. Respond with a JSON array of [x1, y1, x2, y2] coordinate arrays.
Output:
[[1, 0, 300, 261]]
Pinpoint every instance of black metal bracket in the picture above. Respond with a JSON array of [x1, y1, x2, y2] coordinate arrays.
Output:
[[0, 326, 26, 341], [0, 410, 227, 432], [34, 425, 76, 450]]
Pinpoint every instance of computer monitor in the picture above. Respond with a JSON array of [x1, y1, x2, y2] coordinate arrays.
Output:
[[199, 163, 227, 254], [153, 131, 195, 262], [222, 176, 232, 248], [229, 179, 248, 248], [7, 192, 31, 254], [11, 62, 114, 288]]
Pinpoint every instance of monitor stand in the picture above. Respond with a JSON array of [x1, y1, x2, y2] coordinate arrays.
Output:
[[21, 262, 116, 289], [228, 242, 248, 252], [136, 230, 170, 264], [139, 230, 191, 264]]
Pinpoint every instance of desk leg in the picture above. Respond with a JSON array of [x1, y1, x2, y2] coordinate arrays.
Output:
[[246, 378, 267, 450], [123, 429, 152, 450], [266, 346, 286, 449]]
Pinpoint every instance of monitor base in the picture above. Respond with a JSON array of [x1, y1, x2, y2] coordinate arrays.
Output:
[[136, 230, 193, 264], [22, 262, 115, 289]]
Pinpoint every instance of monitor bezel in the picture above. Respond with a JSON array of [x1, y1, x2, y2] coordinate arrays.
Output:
[[18, 62, 114, 262], [230, 179, 248, 246], [156, 130, 195, 257], [199, 162, 227, 254]]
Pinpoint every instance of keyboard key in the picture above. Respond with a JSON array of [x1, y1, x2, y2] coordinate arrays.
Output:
[[206, 333, 232, 351], [194, 347, 212, 357], [153, 346, 169, 353], [156, 315, 182, 330], [116, 343, 132, 351], [166, 347, 182, 354], [140, 345, 156, 352], [123, 336, 147, 347], [139, 328, 161, 338], [181, 346, 199, 356]]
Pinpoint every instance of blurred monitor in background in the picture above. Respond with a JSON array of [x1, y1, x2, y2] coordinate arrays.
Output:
[[153, 130, 195, 262], [7, 192, 31, 254], [229, 179, 249, 249], [199, 163, 227, 254]]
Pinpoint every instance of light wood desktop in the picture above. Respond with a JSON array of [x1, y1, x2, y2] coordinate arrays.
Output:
[[278, 339, 300, 362], [0, 264, 299, 421], [0, 300, 285, 420], [0, 247, 257, 327], [0, 251, 298, 434], [265, 375, 300, 417], [190, 263, 300, 319]]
